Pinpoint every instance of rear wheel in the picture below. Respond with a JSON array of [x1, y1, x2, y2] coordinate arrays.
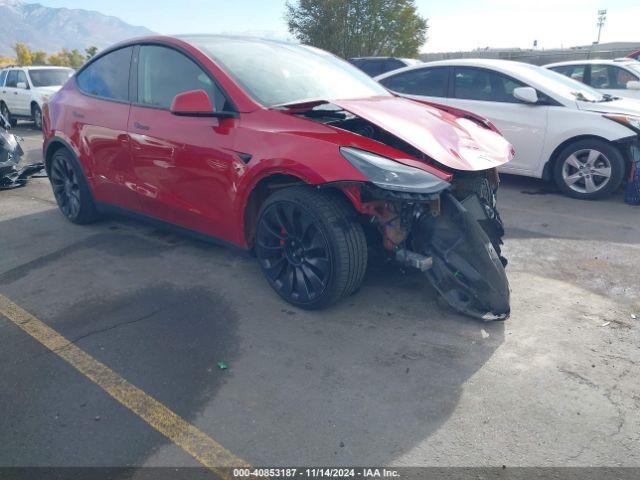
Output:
[[32, 104, 42, 130], [49, 148, 99, 224], [1, 102, 17, 128], [553, 139, 625, 200], [255, 186, 367, 309]]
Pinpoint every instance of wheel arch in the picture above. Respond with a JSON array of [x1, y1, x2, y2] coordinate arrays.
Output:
[[30, 101, 40, 113], [43, 137, 82, 176], [240, 172, 360, 248], [541, 134, 624, 181]]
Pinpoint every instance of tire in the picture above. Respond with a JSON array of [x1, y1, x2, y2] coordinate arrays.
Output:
[[1, 102, 17, 128], [32, 104, 42, 130], [255, 186, 367, 310], [553, 139, 625, 200], [49, 148, 99, 224]]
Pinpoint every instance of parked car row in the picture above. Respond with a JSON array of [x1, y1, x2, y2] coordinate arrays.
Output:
[[0, 65, 74, 129], [376, 58, 640, 199], [26, 36, 640, 314]]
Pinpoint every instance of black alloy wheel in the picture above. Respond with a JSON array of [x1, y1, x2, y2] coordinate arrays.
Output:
[[255, 186, 367, 309], [49, 149, 99, 224], [257, 201, 331, 303]]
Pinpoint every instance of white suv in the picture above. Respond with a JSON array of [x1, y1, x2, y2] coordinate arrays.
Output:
[[0, 66, 74, 129]]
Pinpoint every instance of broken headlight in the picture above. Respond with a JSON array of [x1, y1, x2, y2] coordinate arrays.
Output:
[[340, 147, 450, 194]]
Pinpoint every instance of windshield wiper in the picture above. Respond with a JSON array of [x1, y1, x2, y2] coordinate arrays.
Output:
[[571, 91, 596, 102], [271, 98, 329, 109], [599, 93, 619, 102], [298, 109, 348, 119]]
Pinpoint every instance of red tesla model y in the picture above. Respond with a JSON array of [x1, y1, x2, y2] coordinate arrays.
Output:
[[43, 35, 513, 319]]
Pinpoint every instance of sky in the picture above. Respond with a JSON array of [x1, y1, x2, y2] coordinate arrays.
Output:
[[37, 0, 640, 53]]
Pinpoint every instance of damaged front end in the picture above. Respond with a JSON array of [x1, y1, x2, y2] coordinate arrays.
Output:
[[285, 98, 511, 320], [344, 162, 510, 321], [0, 114, 45, 190]]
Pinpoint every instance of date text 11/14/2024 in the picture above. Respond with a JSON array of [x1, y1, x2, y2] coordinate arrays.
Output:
[[233, 468, 400, 478]]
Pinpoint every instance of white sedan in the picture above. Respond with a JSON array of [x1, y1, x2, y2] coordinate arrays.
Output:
[[376, 59, 640, 200], [545, 59, 640, 100]]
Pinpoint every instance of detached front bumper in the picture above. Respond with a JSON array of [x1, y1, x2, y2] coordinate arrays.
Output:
[[0, 131, 45, 190], [351, 168, 510, 321], [413, 193, 510, 320]]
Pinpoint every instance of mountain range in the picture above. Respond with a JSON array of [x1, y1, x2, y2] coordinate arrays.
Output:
[[0, 0, 154, 56]]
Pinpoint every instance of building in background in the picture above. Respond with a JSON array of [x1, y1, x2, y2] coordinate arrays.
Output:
[[421, 42, 640, 66]]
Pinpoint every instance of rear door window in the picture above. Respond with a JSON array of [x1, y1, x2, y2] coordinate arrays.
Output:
[[136, 45, 229, 111], [379, 67, 448, 97], [453, 67, 526, 103], [16, 71, 28, 88], [76, 47, 133, 101]]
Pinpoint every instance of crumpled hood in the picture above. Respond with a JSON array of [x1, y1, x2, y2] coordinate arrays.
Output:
[[331, 96, 513, 171], [578, 97, 640, 115]]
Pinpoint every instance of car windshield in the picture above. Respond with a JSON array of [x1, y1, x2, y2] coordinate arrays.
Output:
[[626, 62, 640, 77], [519, 63, 605, 102], [183, 36, 391, 107], [28, 68, 74, 87]]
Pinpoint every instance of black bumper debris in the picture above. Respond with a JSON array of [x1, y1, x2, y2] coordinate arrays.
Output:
[[415, 193, 511, 321]]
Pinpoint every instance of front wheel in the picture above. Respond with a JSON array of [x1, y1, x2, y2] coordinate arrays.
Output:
[[553, 139, 625, 200], [255, 186, 367, 309]]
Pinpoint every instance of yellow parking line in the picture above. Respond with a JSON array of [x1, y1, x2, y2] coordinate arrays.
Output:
[[0, 294, 250, 479]]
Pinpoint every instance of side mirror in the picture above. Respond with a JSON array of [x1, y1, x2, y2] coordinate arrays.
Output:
[[170, 90, 215, 116], [513, 86, 539, 104], [16, 81, 28, 90], [170, 89, 237, 119], [626, 80, 640, 90]]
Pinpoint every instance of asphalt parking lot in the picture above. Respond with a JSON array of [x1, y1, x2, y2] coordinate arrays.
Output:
[[1, 124, 639, 470]]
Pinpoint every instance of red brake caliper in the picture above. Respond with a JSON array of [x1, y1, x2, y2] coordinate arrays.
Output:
[[280, 228, 286, 256]]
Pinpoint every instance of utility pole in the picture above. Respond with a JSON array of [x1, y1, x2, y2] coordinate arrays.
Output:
[[596, 9, 607, 44]]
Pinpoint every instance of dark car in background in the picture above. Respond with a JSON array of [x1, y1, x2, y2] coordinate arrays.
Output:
[[348, 56, 421, 77]]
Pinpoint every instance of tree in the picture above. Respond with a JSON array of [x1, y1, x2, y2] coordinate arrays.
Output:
[[47, 52, 70, 67], [13, 42, 33, 66], [285, 0, 428, 58], [66, 49, 86, 68], [32, 50, 47, 65], [85, 46, 98, 60]]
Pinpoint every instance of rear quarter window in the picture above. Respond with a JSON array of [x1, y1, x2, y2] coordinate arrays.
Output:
[[76, 47, 133, 101], [0, 70, 7, 87]]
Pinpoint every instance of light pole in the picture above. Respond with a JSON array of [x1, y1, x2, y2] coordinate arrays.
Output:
[[596, 9, 607, 45]]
